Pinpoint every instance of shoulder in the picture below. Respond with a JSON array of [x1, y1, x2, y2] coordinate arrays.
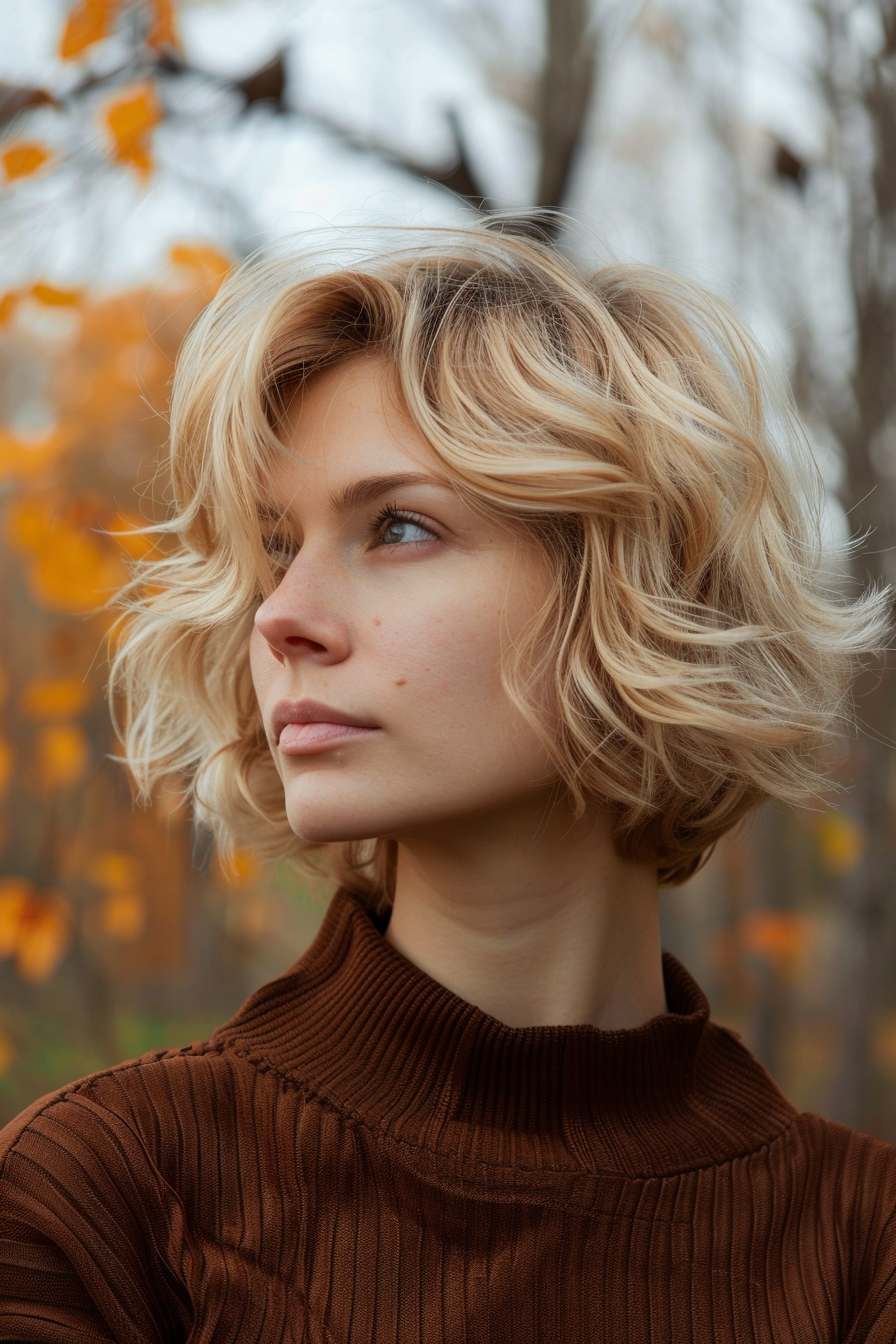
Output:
[[0, 1029, 295, 1206], [771, 1109, 896, 1239], [0, 1039, 274, 1344], [782, 1112, 896, 1338], [783, 1110, 896, 1205], [1, 1037, 231, 1171]]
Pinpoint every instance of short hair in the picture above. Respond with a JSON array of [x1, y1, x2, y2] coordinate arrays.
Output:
[[108, 221, 890, 903]]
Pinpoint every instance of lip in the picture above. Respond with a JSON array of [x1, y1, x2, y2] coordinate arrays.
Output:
[[272, 698, 379, 754]]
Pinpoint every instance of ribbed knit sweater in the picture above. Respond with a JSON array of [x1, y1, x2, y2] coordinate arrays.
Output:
[[2, 886, 896, 1343]]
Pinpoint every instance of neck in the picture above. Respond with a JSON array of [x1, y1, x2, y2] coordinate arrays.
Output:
[[384, 799, 666, 1030]]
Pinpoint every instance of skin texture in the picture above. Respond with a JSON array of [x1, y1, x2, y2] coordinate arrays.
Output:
[[250, 353, 667, 1029]]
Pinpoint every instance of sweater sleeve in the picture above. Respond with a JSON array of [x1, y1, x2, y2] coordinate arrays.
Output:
[[0, 1085, 193, 1344], [844, 1193, 896, 1343]]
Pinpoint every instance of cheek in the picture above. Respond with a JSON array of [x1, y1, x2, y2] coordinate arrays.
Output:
[[377, 593, 504, 699]]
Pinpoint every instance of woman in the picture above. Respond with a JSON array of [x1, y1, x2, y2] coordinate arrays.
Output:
[[1, 221, 894, 1343]]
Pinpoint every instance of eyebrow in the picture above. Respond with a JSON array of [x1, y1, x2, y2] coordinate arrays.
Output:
[[331, 472, 452, 512], [258, 471, 453, 526]]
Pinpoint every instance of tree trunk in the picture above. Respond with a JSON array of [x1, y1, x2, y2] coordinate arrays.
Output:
[[822, 0, 896, 1133], [535, 0, 597, 210]]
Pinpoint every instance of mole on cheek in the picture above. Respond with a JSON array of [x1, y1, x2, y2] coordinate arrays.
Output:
[[394, 678, 407, 687], [373, 618, 381, 627]]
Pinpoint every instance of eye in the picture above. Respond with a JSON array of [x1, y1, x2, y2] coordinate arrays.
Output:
[[372, 504, 438, 548], [263, 533, 298, 571]]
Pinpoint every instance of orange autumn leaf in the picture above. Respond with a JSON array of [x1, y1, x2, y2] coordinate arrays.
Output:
[[33, 526, 125, 609], [4, 495, 47, 550], [0, 428, 70, 484], [0, 668, 9, 797], [816, 811, 865, 877], [146, 0, 180, 51], [0, 879, 32, 955], [872, 1016, 896, 1073], [20, 677, 90, 720], [0, 1025, 14, 1078], [1, 140, 52, 183], [59, 0, 121, 59], [5, 495, 128, 612], [737, 911, 816, 977], [0, 291, 20, 325], [37, 723, 89, 788], [0, 735, 11, 795], [55, 291, 162, 438], [100, 888, 146, 941], [0, 878, 71, 983], [89, 850, 140, 892], [169, 242, 232, 295], [89, 852, 145, 943], [31, 282, 82, 307], [103, 82, 161, 179], [218, 848, 260, 886]]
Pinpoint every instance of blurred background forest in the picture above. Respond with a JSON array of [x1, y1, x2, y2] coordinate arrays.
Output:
[[1, 0, 896, 1138]]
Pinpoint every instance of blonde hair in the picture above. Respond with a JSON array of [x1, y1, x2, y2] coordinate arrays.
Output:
[[109, 221, 890, 902]]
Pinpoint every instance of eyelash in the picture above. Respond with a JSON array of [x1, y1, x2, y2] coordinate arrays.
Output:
[[262, 502, 437, 571], [369, 501, 438, 548]]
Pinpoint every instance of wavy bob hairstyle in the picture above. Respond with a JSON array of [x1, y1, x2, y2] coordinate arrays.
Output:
[[109, 221, 889, 904]]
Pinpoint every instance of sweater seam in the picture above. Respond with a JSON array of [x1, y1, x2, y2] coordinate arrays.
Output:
[[1, 1035, 800, 1183], [216, 1035, 801, 1180], [0, 1043, 225, 1180]]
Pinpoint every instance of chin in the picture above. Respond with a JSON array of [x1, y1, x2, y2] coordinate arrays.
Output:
[[283, 786, 413, 846]]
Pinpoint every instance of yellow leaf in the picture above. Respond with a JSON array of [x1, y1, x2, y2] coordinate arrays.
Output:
[[4, 495, 50, 550], [102, 82, 161, 180], [146, 0, 180, 51], [169, 242, 232, 294], [89, 850, 140, 891], [59, 0, 121, 59], [0, 428, 69, 484], [218, 849, 259, 886], [0, 1025, 15, 1078], [0, 879, 32, 957], [29, 528, 126, 610], [4, 495, 127, 612], [0, 291, 20, 325], [100, 889, 146, 942], [37, 723, 88, 789], [1, 140, 52, 183], [20, 677, 90, 720], [31, 282, 82, 307], [817, 811, 865, 877], [0, 880, 71, 983], [0, 735, 12, 796], [13, 891, 71, 983]]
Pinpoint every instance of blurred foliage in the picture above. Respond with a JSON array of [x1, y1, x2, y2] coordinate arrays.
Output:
[[0, 146, 323, 1123]]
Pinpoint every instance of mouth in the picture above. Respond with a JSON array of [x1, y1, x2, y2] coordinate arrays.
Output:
[[272, 699, 379, 756]]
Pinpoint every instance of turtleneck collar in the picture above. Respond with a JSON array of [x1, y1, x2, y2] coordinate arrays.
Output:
[[212, 887, 798, 1180]]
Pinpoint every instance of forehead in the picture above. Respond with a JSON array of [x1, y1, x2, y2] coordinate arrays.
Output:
[[272, 353, 437, 494]]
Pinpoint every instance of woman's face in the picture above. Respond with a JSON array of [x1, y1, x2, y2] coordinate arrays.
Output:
[[249, 353, 559, 846]]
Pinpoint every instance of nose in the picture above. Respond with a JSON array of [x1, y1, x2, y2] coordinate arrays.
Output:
[[254, 560, 351, 666]]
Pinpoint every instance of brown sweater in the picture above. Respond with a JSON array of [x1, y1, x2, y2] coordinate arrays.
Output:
[[2, 886, 896, 1343]]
